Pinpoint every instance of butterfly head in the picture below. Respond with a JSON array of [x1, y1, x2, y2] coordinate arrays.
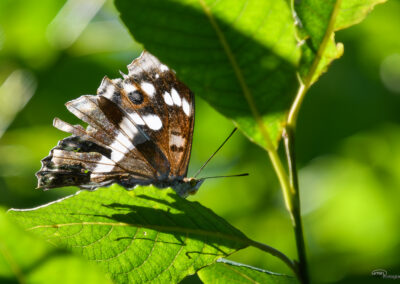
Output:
[[173, 177, 205, 198]]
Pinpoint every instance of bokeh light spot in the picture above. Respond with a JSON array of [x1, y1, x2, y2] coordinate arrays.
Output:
[[380, 53, 400, 93]]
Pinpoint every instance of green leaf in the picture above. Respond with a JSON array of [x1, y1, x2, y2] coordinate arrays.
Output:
[[198, 259, 298, 284], [115, 0, 300, 149], [0, 208, 110, 284], [336, 0, 386, 29], [8, 185, 247, 283], [295, 0, 386, 84]]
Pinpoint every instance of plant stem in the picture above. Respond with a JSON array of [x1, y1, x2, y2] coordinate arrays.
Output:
[[245, 237, 299, 278], [284, 2, 344, 282], [283, 126, 309, 284], [267, 149, 294, 212]]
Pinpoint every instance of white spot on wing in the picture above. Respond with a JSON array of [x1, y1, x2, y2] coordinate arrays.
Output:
[[155, 74, 160, 79], [52, 149, 66, 157], [163, 91, 173, 106], [111, 150, 125, 162], [94, 156, 115, 173], [160, 64, 169, 72], [108, 132, 135, 163], [112, 131, 134, 150], [171, 134, 185, 147], [143, 114, 162, 130], [123, 82, 137, 93], [119, 117, 138, 139], [129, 112, 145, 125], [171, 88, 181, 106], [102, 85, 115, 99], [182, 98, 190, 116], [141, 82, 156, 97]]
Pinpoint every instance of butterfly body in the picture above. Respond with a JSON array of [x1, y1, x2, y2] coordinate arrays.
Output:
[[37, 51, 201, 197]]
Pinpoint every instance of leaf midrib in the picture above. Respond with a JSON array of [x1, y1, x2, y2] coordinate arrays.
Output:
[[26, 221, 247, 246], [197, 0, 274, 150], [223, 263, 259, 284]]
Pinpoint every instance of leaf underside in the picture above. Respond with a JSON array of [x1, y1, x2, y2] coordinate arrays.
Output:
[[8, 185, 247, 283], [115, 0, 300, 149]]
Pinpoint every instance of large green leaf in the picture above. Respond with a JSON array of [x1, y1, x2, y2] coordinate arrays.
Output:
[[198, 259, 298, 284], [115, 0, 300, 149], [295, 0, 386, 84], [8, 185, 247, 283], [0, 208, 110, 284]]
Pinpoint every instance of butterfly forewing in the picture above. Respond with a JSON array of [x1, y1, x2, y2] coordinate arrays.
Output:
[[37, 51, 195, 190]]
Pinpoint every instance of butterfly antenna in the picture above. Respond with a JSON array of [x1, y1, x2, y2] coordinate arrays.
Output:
[[200, 173, 249, 180], [193, 127, 237, 178]]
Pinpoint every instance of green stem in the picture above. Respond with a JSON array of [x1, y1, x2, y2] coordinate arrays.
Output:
[[267, 149, 295, 214], [284, 2, 344, 283], [245, 237, 299, 278], [283, 126, 309, 284]]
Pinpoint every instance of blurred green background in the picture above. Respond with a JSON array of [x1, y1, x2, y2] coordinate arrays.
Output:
[[0, 0, 399, 283]]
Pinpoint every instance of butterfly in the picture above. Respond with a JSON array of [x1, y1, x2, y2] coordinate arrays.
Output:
[[36, 51, 204, 197]]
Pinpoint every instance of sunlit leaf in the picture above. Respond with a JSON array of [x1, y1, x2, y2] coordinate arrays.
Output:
[[115, 0, 300, 149], [295, 0, 386, 84], [198, 259, 298, 284], [0, 208, 110, 284], [8, 185, 247, 283]]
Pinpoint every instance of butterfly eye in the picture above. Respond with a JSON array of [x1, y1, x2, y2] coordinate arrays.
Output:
[[128, 90, 143, 105]]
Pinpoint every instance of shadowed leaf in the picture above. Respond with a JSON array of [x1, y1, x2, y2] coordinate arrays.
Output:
[[8, 185, 247, 283]]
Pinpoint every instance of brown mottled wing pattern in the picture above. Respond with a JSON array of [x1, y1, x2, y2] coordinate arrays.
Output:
[[124, 52, 194, 178], [36, 51, 195, 190]]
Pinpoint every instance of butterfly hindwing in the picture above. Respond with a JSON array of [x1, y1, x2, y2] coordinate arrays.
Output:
[[36, 51, 195, 190]]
